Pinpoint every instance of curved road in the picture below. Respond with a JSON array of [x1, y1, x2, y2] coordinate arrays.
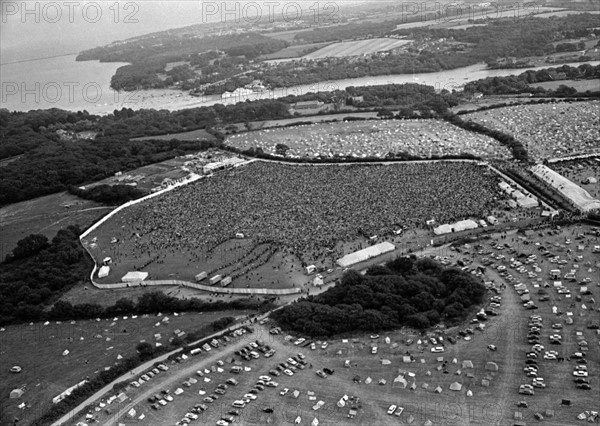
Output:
[[51, 314, 261, 426]]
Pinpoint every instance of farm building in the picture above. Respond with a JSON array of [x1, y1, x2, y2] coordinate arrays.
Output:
[[336, 242, 395, 268], [122, 271, 148, 282]]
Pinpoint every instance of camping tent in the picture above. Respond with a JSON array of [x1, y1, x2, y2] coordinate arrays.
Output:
[[10, 388, 24, 399], [450, 382, 462, 391], [485, 362, 498, 371], [98, 266, 110, 278], [393, 375, 407, 388], [462, 360, 474, 369]]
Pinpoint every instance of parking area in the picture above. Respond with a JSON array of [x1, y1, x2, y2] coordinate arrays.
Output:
[[74, 224, 600, 426]]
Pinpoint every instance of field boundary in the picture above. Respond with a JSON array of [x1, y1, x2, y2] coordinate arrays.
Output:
[[78, 158, 549, 295]]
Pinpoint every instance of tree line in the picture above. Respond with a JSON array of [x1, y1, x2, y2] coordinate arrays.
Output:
[[68, 184, 146, 205], [271, 255, 486, 337]]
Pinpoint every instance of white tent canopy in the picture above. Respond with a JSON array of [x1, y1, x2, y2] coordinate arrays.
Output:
[[434, 219, 478, 235], [98, 266, 110, 278], [122, 271, 148, 282], [337, 242, 395, 268]]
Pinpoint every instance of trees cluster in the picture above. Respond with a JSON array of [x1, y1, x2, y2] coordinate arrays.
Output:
[[464, 64, 600, 96], [271, 256, 486, 337], [0, 136, 214, 206], [68, 184, 146, 205], [46, 292, 271, 323], [0, 226, 90, 325]]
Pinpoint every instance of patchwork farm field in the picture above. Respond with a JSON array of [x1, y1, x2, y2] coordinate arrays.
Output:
[[301, 38, 412, 59], [72, 224, 600, 426], [0, 310, 255, 426]]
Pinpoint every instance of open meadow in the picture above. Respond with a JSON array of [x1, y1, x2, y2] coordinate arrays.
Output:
[[82, 161, 511, 287], [72, 223, 600, 426], [0, 310, 255, 426], [0, 192, 110, 255], [225, 119, 512, 160]]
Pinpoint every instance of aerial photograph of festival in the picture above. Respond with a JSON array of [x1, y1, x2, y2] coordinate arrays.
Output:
[[1, 1, 599, 425]]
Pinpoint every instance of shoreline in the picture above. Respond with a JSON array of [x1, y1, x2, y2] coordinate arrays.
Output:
[[3, 60, 599, 115]]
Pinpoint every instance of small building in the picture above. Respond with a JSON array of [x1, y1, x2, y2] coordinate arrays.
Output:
[[195, 271, 207, 282], [221, 276, 232, 287]]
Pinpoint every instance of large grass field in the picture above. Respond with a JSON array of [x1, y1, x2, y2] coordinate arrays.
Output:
[[82, 161, 509, 288], [225, 119, 512, 159], [72, 224, 600, 426], [0, 310, 255, 426]]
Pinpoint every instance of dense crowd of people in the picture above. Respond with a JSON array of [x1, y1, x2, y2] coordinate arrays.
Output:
[[93, 161, 503, 266], [225, 119, 512, 159], [464, 101, 600, 162]]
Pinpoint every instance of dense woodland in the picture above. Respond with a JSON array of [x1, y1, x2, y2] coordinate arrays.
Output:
[[0, 226, 90, 324], [271, 256, 486, 337]]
